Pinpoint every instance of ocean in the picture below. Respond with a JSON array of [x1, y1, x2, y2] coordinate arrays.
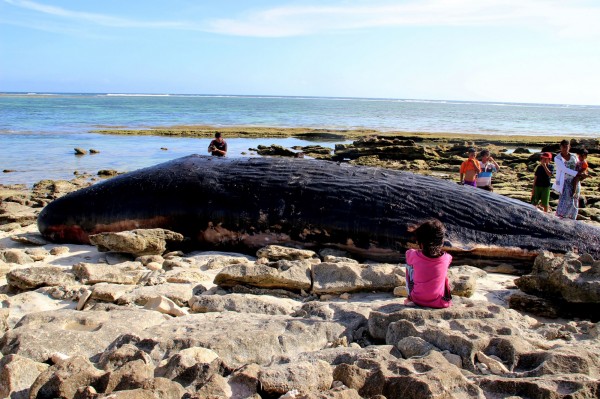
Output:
[[1, 93, 599, 186]]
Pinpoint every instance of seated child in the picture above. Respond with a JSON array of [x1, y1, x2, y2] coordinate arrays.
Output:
[[531, 152, 554, 212], [572, 149, 589, 199], [404, 219, 452, 308]]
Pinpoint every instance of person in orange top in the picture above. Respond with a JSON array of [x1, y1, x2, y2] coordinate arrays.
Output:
[[572, 148, 589, 199], [459, 148, 481, 187]]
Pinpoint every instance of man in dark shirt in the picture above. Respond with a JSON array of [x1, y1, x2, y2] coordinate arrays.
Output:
[[208, 132, 227, 156], [531, 152, 554, 212]]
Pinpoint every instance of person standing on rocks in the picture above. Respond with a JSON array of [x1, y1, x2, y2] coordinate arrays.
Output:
[[553, 139, 579, 219], [476, 149, 500, 191], [459, 148, 481, 187], [208, 132, 227, 156], [404, 219, 453, 308], [531, 152, 554, 212]]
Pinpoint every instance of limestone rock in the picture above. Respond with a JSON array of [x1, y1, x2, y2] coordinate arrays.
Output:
[[1, 249, 34, 264], [155, 347, 222, 388], [91, 283, 136, 302], [0, 308, 169, 362], [117, 283, 193, 307], [96, 359, 155, 394], [312, 262, 404, 294], [256, 245, 317, 261], [448, 265, 487, 298], [516, 251, 600, 302], [514, 251, 600, 318], [397, 336, 436, 358], [98, 344, 154, 371], [476, 374, 600, 399], [508, 291, 561, 318], [89, 228, 184, 256], [369, 299, 535, 373], [214, 260, 312, 291], [29, 356, 104, 399], [0, 201, 38, 226], [24, 247, 50, 261], [112, 312, 345, 367], [73, 262, 148, 285], [10, 233, 48, 246], [144, 295, 189, 317], [7, 266, 76, 290], [0, 354, 49, 399], [193, 373, 230, 397], [164, 268, 209, 283], [258, 360, 333, 395], [189, 293, 300, 315]]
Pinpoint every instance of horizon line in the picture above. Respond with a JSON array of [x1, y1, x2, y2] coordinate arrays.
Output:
[[1, 91, 599, 108]]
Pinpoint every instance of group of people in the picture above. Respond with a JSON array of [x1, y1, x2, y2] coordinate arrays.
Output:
[[458, 148, 500, 190], [458, 141, 589, 219]]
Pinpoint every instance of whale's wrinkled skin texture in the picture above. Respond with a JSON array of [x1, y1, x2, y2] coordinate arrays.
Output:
[[38, 155, 600, 263]]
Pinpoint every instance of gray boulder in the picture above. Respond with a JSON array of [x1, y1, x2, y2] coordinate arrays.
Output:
[[89, 228, 184, 256]]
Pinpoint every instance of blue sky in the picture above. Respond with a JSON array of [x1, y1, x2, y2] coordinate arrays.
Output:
[[1, 0, 600, 105]]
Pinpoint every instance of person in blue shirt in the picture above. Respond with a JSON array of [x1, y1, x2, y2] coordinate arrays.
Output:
[[476, 149, 500, 191]]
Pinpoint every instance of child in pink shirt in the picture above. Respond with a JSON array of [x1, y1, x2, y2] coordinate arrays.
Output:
[[404, 219, 453, 308]]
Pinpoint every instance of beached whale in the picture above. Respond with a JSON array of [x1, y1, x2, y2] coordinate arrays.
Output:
[[38, 155, 600, 264]]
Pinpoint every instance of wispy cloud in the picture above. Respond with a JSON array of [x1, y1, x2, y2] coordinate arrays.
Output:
[[4, 0, 600, 38], [3, 0, 185, 29], [206, 0, 600, 38]]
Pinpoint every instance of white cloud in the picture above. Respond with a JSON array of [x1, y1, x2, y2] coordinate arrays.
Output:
[[4, 0, 600, 38], [206, 0, 600, 38], [3, 0, 184, 29]]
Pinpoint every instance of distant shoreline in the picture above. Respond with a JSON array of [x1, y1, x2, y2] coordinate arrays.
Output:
[[90, 125, 589, 147]]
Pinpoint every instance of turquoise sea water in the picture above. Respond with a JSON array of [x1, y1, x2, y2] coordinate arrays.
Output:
[[1, 93, 599, 186]]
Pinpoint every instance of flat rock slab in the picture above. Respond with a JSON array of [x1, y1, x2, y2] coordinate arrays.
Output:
[[114, 312, 346, 367], [89, 229, 184, 256], [214, 261, 312, 291], [189, 293, 301, 315], [312, 262, 404, 294], [7, 266, 76, 290], [0, 308, 170, 362], [73, 262, 148, 285]]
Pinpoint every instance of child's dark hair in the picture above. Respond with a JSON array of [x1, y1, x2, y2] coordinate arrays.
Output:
[[414, 219, 445, 258], [578, 148, 588, 156]]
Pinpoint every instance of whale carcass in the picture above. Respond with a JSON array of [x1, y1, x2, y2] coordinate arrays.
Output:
[[38, 155, 600, 263]]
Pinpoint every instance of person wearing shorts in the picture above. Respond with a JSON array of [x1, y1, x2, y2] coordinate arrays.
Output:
[[459, 148, 481, 187], [531, 152, 554, 212]]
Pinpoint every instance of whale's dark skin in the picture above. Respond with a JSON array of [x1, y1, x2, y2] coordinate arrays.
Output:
[[38, 155, 600, 263]]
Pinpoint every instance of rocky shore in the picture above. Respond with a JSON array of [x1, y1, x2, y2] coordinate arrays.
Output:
[[1, 152, 600, 398]]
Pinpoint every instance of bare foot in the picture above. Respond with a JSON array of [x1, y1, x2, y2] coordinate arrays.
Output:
[[404, 298, 415, 306]]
